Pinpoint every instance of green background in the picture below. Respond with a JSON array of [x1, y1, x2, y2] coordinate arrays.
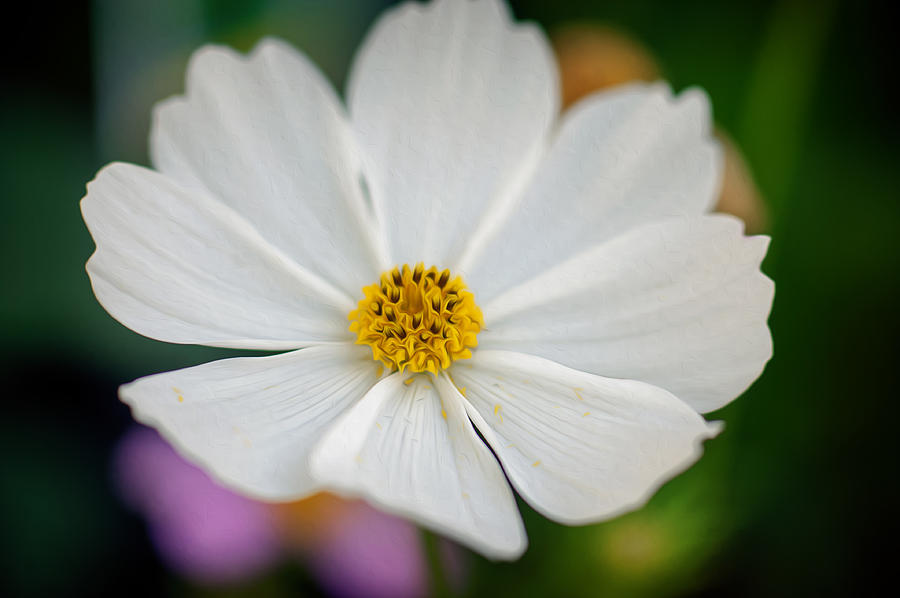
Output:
[[2, 0, 897, 596]]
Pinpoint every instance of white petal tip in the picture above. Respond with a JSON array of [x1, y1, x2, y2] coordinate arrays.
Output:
[[705, 419, 726, 438]]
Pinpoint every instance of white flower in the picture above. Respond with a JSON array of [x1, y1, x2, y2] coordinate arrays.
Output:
[[81, 0, 773, 560]]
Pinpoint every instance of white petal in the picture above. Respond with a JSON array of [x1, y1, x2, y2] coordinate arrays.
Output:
[[310, 373, 526, 560], [82, 162, 352, 349], [348, 0, 558, 267], [479, 215, 773, 413], [152, 39, 388, 299], [462, 83, 722, 303], [120, 344, 381, 500], [448, 350, 720, 524]]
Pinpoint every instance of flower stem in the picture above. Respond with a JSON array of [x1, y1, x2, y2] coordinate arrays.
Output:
[[422, 528, 453, 598]]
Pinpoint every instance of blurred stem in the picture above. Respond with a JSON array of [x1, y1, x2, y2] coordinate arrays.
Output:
[[738, 0, 836, 266], [422, 529, 453, 598], [715, 0, 837, 498], [706, 0, 837, 483]]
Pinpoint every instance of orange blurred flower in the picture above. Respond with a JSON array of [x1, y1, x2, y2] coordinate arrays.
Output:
[[271, 492, 364, 550], [552, 24, 659, 110], [716, 129, 768, 233]]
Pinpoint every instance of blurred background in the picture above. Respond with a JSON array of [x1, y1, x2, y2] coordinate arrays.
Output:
[[1, 0, 897, 596]]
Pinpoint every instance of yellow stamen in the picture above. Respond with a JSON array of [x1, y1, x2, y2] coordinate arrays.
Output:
[[349, 263, 483, 374]]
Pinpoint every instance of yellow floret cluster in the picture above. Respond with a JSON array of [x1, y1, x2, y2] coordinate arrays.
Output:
[[349, 263, 483, 374]]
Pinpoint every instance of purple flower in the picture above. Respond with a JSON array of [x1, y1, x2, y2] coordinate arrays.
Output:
[[114, 426, 281, 585], [308, 503, 429, 598], [113, 426, 467, 595]]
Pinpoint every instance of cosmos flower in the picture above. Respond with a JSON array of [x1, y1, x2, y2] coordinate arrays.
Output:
[[82, 0, 773, 559]]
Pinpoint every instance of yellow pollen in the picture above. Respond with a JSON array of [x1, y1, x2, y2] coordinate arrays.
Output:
[[349, 263, 483, 374]]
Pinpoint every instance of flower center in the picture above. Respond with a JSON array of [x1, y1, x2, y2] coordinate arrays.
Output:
[[349, 263, 483, 374]]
